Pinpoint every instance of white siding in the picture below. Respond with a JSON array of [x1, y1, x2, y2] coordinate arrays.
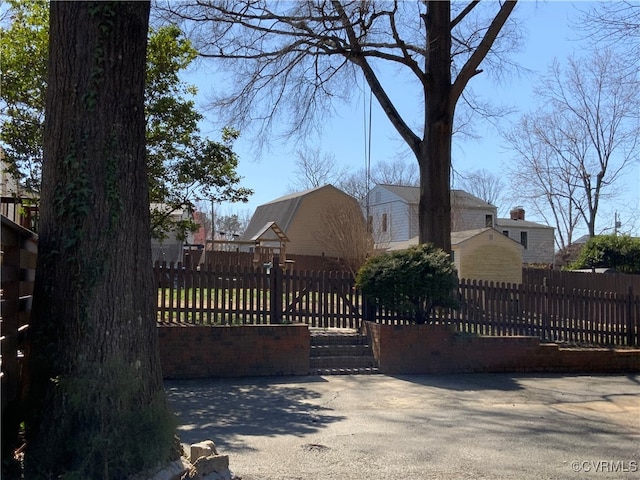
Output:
[[365, 186, 411, 243], [500, 227, 555, 265], [453, 207, 497, 231]]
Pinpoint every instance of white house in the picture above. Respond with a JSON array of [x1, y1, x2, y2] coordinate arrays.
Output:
[[150, 203, 195, 265], [365, 185, 555, 266], [363, 184, 497, 244]]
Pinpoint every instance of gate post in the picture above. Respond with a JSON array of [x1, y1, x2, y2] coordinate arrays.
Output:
[[627, 286, 637, 347], [270, 255, 283, 324], [362, 295, 376, 323]]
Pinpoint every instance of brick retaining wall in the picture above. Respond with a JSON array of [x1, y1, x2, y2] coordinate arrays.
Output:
[[158, 324, 310, 379], [364, 322, 640, 375]]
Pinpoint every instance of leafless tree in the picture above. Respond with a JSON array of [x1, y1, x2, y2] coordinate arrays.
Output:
[[337, 158, 419, 201], [159, 0, 519, 252], [371, 159, 419, 186], [337, 168, 371, 202], [455, 168, 505, 211], [288, 147, 348, 191], [503, 49, 639, 249], [578, 1, 639, 64], [314, 200, 374, 276], [504, 113, 584, 251]]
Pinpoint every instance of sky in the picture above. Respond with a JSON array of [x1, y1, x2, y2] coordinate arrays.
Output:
[[184, 1, 640, 239]]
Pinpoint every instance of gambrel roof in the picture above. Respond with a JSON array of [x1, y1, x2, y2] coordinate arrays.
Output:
[[241, 185, 347, 241]]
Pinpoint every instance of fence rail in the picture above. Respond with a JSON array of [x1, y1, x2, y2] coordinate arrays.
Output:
[[154, 261, 639, 347]]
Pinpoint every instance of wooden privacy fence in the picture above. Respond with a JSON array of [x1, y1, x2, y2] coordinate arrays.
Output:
[[155, 261, 639, 347], [522, 267, 640, 294], [1, 216, 37, 458], [449, 280, 638, 347]]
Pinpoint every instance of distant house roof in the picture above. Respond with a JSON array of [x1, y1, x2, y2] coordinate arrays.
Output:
[[571, 267, 619, 274], [376, 184, 420, 203], [451, 227, 523, 248], [386, 236, 419, 251], [386, 228, 523, 251], [496, 218, 554, 230], [241, 185, 345, 241], [451, 190, 496, 210], [372, 184, 496, 210], [149, 202, 192, 220], [572, 234, 591, 244]]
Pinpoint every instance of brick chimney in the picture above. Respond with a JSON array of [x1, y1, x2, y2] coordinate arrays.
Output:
[[510, 206, 525, 221]]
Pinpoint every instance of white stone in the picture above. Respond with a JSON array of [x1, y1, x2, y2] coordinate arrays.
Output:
[[192, 454, 229, 476], [203, 440, 219, 456], [190, 442, 213, 462]]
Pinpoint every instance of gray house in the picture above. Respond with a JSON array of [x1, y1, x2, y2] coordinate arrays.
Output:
[[150, 204, 195, 265], [496, 207, 555, 265]]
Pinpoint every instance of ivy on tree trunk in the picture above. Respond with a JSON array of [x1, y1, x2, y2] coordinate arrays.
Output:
[[25, 2, 176, 478]]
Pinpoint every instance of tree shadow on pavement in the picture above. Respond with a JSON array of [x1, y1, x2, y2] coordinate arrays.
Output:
[[165, 376, 345, 453], [392, 372, 525, 391]]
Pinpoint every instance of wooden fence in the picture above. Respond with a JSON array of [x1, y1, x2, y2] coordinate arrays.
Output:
[[155, 259, 362, 328], [1, 216, 37, 458], [522, 267, 640, 294], [154, 261, 639, 347]]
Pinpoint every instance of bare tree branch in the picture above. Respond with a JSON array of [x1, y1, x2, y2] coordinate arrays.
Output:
[[503, 49, 639, 247], [156, 0, 519, 251]]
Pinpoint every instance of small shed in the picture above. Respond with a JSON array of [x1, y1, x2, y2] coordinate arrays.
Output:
[[386, 227, 523, 284], [250, 221, 290, 267], [452, 228, 523, 284]]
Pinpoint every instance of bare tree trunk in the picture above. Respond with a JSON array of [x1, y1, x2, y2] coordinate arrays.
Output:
[[25, 2, 176, 478], [420, 1, 454, 253]]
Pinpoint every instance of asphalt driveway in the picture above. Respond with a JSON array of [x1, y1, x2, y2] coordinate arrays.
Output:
[[165, 374, 640, 480]]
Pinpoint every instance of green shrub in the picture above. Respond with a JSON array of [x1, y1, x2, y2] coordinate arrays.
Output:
[[356, 243, 459, 324], [569, 234, 640, 274]]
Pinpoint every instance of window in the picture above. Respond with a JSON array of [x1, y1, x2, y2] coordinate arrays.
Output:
[[381, 213, 388, 232], [502, 230, 509, 237], [485, 214, 493, 228], [367, 215, 373, 233], [520, 231, 528, 249]]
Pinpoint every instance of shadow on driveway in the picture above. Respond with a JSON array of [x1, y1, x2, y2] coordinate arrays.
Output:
[[390, 372, 525, 391], [165, 376, 345, 452]]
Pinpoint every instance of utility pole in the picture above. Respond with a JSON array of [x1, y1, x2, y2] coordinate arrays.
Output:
[[211, 198, 215, 241]]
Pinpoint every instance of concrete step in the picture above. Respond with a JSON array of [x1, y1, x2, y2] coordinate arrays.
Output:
[[309, 355, 377, 369], [309, 367, 380, 376], [310, 344, 372, 357], [309, 328, 379, 374], [310, 331, 368, 346]]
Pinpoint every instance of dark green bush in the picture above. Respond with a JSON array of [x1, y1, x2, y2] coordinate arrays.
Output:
[[356, 243, 459, 324], [569, 234, 640, 274]]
